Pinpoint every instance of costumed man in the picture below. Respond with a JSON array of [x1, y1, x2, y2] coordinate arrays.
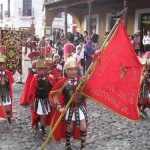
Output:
[[63, 42, 74, 62], [0, 54, 14, 123], [19, 51, 39, 106], [139, 57, 150, 118], [45, 57, 62, 82], [50, 57, 88, 150], [28, 58, 56, 136]]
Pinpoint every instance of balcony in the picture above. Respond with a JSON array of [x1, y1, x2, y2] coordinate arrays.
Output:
[[19, 8, 34, 17], [44, 0, 62, 4]]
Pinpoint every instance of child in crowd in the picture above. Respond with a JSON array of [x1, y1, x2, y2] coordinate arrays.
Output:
[[0, 54, 14, 124], [51, 57, 88, 150], [28, 58, 56, 136]]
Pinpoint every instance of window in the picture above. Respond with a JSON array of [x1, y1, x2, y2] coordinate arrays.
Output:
[[23, 0, 32, 16]]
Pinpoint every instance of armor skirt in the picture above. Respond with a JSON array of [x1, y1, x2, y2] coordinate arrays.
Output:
[[1, 95, 11, 106], [34, 98, 51, 115], [64, 104, 88, 128]]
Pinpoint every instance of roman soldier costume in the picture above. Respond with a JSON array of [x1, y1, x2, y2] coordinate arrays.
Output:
[[28, 58, 56, 135], [50, 57, 88, 150], [19, 51, 39, 105], [139, 58, 150, 118], [0, 54, 14, 123]]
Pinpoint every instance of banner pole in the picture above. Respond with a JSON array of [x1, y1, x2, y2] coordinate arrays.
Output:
[[41, 16, 121, 150]]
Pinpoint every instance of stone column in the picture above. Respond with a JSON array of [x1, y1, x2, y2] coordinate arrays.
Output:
[[88, 1, 92, 36]]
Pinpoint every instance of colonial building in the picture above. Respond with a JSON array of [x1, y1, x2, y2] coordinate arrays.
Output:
[[0, 0, 44, 37], [0, 0, 72, 38], [44, 0, 150, 43]]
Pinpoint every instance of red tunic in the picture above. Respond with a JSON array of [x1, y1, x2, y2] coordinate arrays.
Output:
[[0, 69, 14, 118], [19, 69, 35, 105], [28, 75, 56, 127], [50, 77, 81, 142]]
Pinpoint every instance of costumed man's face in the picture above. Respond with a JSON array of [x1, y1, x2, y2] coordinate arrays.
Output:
[[66, 67, 78, 78], [37, 68, 47, 76], [0, 62, 5, 71]]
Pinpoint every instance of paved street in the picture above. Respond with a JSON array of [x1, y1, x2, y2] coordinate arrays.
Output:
[[0, 82, 150, 150]]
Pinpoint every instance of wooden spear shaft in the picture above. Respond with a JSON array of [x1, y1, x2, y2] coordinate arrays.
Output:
[[41, 17, 121, 150]]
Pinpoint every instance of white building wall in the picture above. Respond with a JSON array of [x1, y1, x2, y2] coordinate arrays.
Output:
[[0, 0, 43, 37]]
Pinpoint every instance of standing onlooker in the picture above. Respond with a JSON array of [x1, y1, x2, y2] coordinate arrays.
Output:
[[134, 31, 141, 55], [91, 29, 99, 50], [84, 38, 96, 70], [38, 36, 46, 49], [83, 31, 88, 44], [73, 45, 82, 76], [143, 30, 150, 52]]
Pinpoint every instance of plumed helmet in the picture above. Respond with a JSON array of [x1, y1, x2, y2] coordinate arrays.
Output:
[[45, 57, 53, 64], [31, 59, 38, 67], [36, 58, 47, 68], [63, 43, 74, 54], [64, 57, 77, 70]]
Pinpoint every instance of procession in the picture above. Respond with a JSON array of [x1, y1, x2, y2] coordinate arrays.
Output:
[[0, 0, 150, 150]]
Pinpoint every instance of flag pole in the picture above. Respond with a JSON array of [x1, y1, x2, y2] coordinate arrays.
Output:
[[0, 96, 11, 130], [41, 16, 121, 150]]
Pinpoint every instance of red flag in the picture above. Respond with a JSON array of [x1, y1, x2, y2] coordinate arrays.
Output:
[[81, 21, 142, 121]]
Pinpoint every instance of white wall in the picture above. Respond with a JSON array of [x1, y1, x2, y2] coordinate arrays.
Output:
[[0, 0, 43, 37]]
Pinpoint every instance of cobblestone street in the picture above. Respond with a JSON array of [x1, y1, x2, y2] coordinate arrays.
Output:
[[0, 83, 150, 150]]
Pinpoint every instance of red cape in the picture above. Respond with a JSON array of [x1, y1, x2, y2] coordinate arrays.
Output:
[[19, 71, 34, 105], [0, 69, 14, 118], [28, 75, 56, 127], [51, 68, 62, 82], [50, 77, 81, 142]]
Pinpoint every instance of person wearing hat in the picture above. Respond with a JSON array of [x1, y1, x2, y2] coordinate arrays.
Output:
[[53, 54, 63, 75], [0, 54, 14, 123], [28, 58, 56, 136], [19, 59, 37, 106], [63, 42, 74, 62], [46, 57, 62, 82], [138, 58, 150, 118], [84, 37, 96, 71], [50, 57, 88, 150]]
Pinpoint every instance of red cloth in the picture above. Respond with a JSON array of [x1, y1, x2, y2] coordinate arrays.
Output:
[[19, 71, 34, 105], [0, 69, 14, 118], [28, 75, 56, 127], [81, 20, 142, 121], [51, 68, 62, 82], [50, 78, 81, 142]]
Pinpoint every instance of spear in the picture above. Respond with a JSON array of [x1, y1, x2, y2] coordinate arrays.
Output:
[[41, 16, 121, 150], [0, 95, 11, 130]]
